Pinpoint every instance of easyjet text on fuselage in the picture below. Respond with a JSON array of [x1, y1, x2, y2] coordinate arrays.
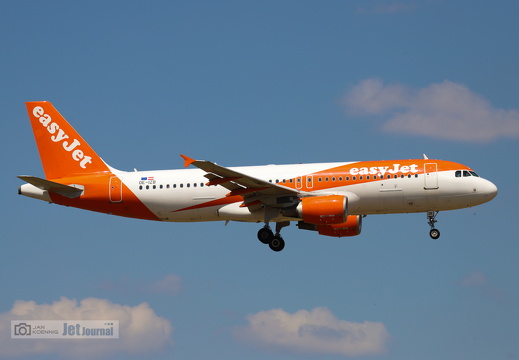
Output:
[[349, 163, 419, 177]]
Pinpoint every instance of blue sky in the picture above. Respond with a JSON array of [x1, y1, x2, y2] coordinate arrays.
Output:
[[1, 0, 519, 359]]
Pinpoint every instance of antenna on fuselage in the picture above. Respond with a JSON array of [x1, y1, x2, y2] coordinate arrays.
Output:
[[423, 154, 429, 160]]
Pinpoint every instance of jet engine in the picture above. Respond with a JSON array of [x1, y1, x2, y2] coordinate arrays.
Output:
[[316, 215, 363, 237], [297, 195, 347, 225], [297, 215, 363, 238]]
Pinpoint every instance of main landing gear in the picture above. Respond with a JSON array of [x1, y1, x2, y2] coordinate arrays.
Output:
[[257, 221, 290, 252], [427, 210, 440, 239]]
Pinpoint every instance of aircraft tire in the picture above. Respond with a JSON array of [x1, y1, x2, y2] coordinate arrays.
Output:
[[258, 228, 274, 244], [429, 229, 440, 240], [269, 236, 285, 252]]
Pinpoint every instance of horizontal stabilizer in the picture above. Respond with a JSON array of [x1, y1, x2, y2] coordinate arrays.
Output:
[[18, 176, 84, 198]]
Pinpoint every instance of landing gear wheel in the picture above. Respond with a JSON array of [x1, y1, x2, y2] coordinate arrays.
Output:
[[257, 227, 274, 244], [426, 211, 440, 240], [269, 236, 285, 252], [429, 229, 440, 240]]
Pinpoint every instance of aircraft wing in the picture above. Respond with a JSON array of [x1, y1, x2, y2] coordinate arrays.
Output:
[[180, 155, 306, 210]]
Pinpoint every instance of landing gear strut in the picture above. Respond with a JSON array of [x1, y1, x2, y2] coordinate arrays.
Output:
[[427, 211, 440, 239], [257, 221, 289, 252]]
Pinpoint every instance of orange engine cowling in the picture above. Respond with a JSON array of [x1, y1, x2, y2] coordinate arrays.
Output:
[[298, 195, 347, 225], [317, 215, 363, 237]]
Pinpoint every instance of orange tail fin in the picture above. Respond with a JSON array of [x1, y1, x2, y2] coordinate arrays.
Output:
[[25, 101, 110, 179]]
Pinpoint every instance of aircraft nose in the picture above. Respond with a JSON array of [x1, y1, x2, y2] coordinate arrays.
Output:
[[480, 179, 498, 201]]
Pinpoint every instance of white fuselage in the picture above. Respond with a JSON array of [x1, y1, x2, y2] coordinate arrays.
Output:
[[113, 161, 497, 223]]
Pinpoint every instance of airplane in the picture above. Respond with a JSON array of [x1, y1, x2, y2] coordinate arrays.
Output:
[[18, 101, 498, 252]]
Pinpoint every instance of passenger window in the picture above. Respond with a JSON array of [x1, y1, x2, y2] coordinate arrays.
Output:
[[139, 185, 143, 190], [346, 177, 350, 181], [366, 176, 370, 180], [160, 185, 163, 189], [146, 185, 149, 190], [153, 185, 156, 189], [180, 184, 183, 188]]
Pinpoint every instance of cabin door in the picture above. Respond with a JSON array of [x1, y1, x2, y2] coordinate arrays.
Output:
[[424, 163, 439, 189], [109, 175, 123, 203]]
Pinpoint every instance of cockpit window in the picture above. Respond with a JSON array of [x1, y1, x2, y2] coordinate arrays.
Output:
[[455, 170, 480, 178]]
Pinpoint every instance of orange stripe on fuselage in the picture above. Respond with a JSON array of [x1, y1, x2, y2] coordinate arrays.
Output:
[[124, 159, 471, 216], [166, 159, 472, 214], [47, 174, 160, 221], [277, 159, 470, 192]]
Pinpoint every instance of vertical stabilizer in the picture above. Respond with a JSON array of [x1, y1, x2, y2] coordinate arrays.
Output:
[[25, 101, 110, 179]]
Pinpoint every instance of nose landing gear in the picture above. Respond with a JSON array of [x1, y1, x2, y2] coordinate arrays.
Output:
[[427, 211, 440, 239]]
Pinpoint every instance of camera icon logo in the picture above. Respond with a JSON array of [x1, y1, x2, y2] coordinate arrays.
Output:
[[14, 323, 31, 336]]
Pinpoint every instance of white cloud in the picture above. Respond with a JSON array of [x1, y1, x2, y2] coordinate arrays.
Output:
[[460, 271, 507, 302], [0, 297, 173, 359], [149, 274, 182, 296], [343, 78, 519, 142], [461, 271, 487, 287], [234, 307, 389, 357]]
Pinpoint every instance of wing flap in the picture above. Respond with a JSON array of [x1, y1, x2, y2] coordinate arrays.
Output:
[[180, 154, 301, 197], [203, 173, 242, 191]]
